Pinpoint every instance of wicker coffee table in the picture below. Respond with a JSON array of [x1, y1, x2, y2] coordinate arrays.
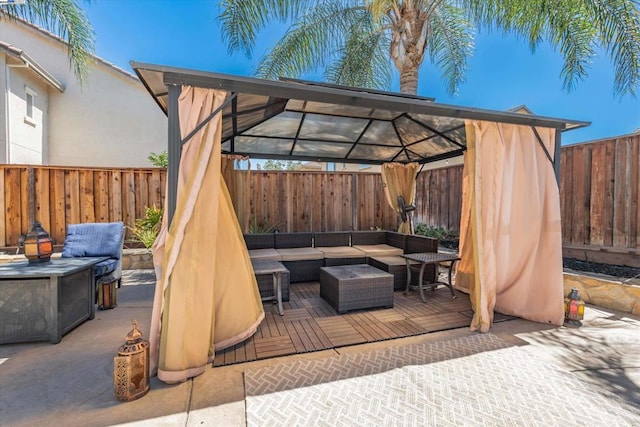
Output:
[[319, 264, 394, 314]]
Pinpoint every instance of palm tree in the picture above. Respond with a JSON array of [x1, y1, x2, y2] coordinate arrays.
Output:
[[1, 0, 95, 84], [219, 0, 640, 96]]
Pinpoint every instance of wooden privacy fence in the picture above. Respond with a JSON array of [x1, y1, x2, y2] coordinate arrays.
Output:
[[240, 171, 398, 233], [0, 165, 165, 247], [560, 133, 640, 264], [2, 133, 639, 264], [0, 165, 457, 247]]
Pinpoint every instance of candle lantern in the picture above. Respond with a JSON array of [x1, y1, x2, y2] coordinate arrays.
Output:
[[23, 221, 54, 263], [564, 287, 585, 327], [114, 321, 150, 401], [98, 277, 117, 310]]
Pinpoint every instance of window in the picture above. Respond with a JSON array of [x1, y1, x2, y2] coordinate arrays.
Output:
[[25, 86, 37, 124]]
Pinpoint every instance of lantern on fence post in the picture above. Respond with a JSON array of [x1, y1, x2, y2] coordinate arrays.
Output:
[[564, 287, 585, 327], [23, 221, 54, 264], [114, 321, 150, 401]]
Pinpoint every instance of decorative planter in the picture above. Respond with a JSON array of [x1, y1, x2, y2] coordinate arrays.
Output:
[[121, 249, 154, 270]]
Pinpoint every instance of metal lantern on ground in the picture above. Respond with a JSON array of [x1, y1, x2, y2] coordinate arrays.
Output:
[[564, 287, 585, 327], [114, 321, 150, 401], [98, 277, 117, 310], [23, 221, 54, 263]]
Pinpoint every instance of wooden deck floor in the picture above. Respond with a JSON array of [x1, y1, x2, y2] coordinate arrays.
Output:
[[213, 281, 513, 367]]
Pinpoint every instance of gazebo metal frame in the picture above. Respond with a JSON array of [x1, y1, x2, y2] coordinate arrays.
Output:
[[131, 61, 589, 223]]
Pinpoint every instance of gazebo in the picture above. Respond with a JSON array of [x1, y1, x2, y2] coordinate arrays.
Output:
[[132, 61, 589, 383]]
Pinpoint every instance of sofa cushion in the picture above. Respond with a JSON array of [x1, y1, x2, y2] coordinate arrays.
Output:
[[276, 247, 324, 261], [352, 244, 404, 257], [62, 222, 124, 259], [248, 248, 282, 261], [93, 258, 119, 276], [318, 246, 366, 259]]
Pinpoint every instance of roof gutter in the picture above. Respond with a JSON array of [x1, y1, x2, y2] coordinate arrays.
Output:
[[0, 41, 64, 92]]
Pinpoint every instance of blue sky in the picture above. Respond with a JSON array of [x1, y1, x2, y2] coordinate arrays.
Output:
[[84, 0, 640, 145]]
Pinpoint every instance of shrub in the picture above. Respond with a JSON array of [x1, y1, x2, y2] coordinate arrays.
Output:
[[414, 224, 458, 241], [148, 151, 168, 168], [129, 205, 163, 249]]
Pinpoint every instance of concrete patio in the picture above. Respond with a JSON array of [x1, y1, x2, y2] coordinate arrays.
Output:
[[0, 269, 638, 426]]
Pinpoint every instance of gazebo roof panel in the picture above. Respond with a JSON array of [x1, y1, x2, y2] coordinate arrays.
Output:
[[132, 61, 590, 165]]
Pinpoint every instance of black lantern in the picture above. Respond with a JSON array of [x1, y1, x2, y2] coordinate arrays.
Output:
[[564, 287, 585, 327], [23, 221, 54, 263]]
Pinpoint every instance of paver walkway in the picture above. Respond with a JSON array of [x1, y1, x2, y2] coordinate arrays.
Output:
[[0, 270, 638, 426]]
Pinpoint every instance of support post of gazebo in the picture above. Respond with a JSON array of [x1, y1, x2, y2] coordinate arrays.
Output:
[[167, 84, 181, 225], [554, 129, 562, 185]]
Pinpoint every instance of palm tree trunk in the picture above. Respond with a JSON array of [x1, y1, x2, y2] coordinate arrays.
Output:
[[399, 66, 419, 94]]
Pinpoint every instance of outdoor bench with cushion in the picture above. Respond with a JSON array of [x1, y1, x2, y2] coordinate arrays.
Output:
[[244, 231, 438, 298], [61, 222, 126, 304]]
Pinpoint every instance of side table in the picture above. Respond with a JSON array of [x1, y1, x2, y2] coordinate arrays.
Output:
[[401, 252, 460, 302], [251, 259, 288, 315]]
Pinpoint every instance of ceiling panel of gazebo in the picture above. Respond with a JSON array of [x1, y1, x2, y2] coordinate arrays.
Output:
[[298, 114, 369, 142], [287, 100, 400, 120], [359, 122, 403, 146], [292, 140, 352, 157], [347, 144, 403, 161], [234, 136, 293, 155], [132, 62, 589, 165], [243, 111, 302, 138], [407, 136, 461, 157]]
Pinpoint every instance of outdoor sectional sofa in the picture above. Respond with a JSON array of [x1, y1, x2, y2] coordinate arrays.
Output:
[[244, 230, 439, 301]]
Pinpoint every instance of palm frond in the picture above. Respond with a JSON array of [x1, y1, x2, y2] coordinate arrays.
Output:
[[465, 0, 640, 97], [2, 0, 95, 85], [255, 1, 369, 80], [427, 3, 475, 95], [582, 0, 640, 96], [325, 26, 393, 89], [219, 0, 315, 57]]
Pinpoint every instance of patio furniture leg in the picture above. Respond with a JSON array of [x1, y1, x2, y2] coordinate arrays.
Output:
[[273, 271, 284, 316], [418, 263, 427, 302], [404, 260, 411, 295], [447, 261, 457, 299]]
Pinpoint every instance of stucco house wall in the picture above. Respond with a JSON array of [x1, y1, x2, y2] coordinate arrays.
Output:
[[5, 62, 49, 164], [0, 18, 166, 167]]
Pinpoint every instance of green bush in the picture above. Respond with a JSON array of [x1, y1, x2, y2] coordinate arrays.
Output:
[[129, 205, 163, 248], [148, 151, 168, 168], [414, 224, 458, 241]]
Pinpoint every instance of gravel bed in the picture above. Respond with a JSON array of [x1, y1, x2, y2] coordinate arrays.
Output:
[[563, 258, 640, 280]]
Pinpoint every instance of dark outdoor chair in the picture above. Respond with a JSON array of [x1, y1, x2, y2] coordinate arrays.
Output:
[[61, 222, 126, 288]]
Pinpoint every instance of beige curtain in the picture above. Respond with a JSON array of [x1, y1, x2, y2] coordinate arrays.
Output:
[[381, 162, 419, 234], [457, 121, 564, 332], [149, 86, 264, 383], [221, 154, 251, 232]]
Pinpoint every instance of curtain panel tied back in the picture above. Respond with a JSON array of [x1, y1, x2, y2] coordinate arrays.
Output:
[[381, 162, 419, 234]]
